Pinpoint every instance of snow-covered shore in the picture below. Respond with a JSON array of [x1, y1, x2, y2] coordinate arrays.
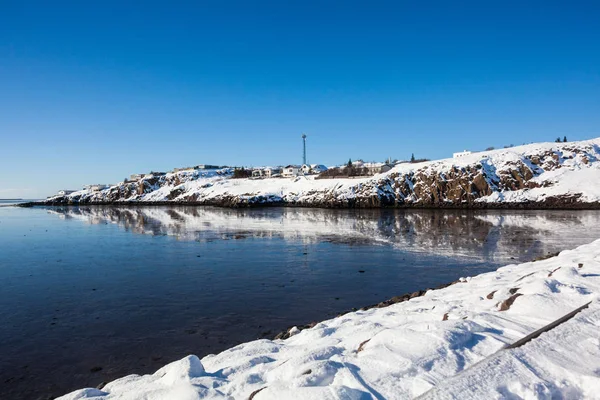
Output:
[[58, 239, 600, 399], [43, 138, 600, 208]]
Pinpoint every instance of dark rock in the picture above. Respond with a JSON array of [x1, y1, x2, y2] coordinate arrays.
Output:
[[357, 339, 371, 353], [498, 293, 523, 311], [249, 387, 267, 400]]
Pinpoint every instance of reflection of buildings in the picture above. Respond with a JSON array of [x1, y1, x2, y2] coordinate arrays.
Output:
[[47, 207, 600, 262]]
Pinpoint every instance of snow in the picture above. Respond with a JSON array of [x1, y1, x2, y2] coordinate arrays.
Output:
[[48, 137, 600, 207], [58, 239, 600, 399], [480, 166, 600, 203]]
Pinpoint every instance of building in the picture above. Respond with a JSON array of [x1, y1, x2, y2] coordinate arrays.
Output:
[[172, 167, 194, 173], [453, 150, 472, 159], [130, 174, 144, 181], [84, 184, 108, 192], [57, 190, 76, 196], [251, 169, 264, 178], [282, 165, 301, 177], [362, 162, 393, 175], [195, 164, 220, 170], [264, 167, 282, 178], [90, 184, 108, 192], [301, 164, 328, 175]]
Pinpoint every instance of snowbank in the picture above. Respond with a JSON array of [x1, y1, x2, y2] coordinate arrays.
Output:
[[58, 239, 600, 399]]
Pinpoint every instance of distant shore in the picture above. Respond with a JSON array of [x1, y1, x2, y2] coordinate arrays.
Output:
[[18, 199, 600, 210]]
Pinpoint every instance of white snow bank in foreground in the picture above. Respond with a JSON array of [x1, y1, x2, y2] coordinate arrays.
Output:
[[419, 302, 600, 399], [58, 240, 600, 399]]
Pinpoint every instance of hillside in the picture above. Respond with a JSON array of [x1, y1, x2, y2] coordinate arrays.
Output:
[[44, 138, 600, 208]]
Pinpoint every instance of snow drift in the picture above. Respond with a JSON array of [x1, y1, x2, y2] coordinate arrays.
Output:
[[58, 239, 600, 399]]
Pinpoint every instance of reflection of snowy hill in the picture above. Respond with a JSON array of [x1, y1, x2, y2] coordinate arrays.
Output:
[[49, 207, 600, 262], [46, 138, 600, 208]]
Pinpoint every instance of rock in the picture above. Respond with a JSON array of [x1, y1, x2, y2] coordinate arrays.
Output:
[[357, 339, 371, 353], [498, 293, 523, 311], [249, 387, 267, 400], [548, 267, 561, 277]]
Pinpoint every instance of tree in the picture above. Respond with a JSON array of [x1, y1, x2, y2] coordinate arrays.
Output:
[[233, 167, 251, 179], [410, 153, 415, 163], [485, 146, 495, 151], [563, 136, 568, 142], [555, 137, 561, 142], [347, 159, 353, 169]]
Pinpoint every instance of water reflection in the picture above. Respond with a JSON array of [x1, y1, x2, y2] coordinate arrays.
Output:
[[49, 206, 600, 263]]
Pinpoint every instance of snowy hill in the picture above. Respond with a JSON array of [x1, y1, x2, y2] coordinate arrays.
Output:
[[44, 138, 600, 208]]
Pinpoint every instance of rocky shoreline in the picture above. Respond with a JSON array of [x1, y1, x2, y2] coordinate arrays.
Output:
[[270, 251, 562, 341]]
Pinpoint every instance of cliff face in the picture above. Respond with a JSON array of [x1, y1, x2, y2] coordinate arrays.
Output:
[[45, 139, 600, 208]]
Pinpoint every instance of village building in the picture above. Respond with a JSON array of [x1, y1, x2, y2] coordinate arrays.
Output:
[[195, 164, 220, 170], [129, 174, 144, 181], [172, 167, 194, 173], [57, 190, 76, 196], [301, 164, 328, 175], [84, 184, 109, 192], [453, 150, 472, 159], [264, 167, 282, 178], [362, 162, 393, 175], [282, 165, 301, 178]]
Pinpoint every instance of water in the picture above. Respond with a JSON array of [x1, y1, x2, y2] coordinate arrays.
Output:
[[2, 206, 600, 399]]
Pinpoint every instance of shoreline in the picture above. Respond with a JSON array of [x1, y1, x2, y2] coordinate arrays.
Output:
[[58, 239, 600, 399], [270, 252, 560, 341], [18, 200, 600, 210]]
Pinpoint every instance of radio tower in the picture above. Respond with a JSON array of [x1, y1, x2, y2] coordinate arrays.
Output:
[[302, 133, 307, 165]]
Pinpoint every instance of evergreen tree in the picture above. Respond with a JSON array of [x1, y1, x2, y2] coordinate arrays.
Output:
[[555, 137, 561, 142], [411, 153, 415, 163], [347, 158, 352, 168], [563, 136, 568, 142]]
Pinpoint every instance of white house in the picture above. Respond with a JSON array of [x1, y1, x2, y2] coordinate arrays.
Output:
[[301, 164, 328, 174], [194, 164, 220, 170], [363, 162, 392, 175], [264, 167, 282, 178], [90, 184, 108, 192], [453, 150, 472, 159], [57, 190, 76, 196], [130, 174, 144, 181], [84, 184, 108, 191], [251, 169, 264, 178], [282, 165, 301, 177]]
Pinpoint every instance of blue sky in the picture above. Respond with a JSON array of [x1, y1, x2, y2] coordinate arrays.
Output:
[[1, 1, 599, 198]]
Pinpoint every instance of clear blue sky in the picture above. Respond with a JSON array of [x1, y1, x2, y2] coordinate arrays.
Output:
[[1, 1, 599, 198]]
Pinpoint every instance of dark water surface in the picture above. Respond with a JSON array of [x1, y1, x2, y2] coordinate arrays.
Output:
[[2, 206, 600, 399]]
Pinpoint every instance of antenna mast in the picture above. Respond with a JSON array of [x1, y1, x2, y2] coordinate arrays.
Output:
[[302, 133, 307, 165]]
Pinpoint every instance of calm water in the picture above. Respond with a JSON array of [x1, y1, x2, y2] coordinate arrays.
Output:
[[2, 206, 600, 399]]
